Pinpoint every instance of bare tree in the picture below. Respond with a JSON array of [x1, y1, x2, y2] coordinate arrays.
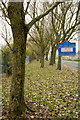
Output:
[[56, 2, 80, 70], [0, 0, 60, 117], [48, 2, 80, 69], [28, 2, 51, 67]]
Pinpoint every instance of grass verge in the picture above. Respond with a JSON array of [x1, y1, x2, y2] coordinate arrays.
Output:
[[2, 60, 79, 119], [63, 58, 80, 61], [24, 60, 79, 119]]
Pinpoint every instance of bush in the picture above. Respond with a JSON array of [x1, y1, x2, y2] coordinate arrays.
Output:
[[1, 46, 12, 76]]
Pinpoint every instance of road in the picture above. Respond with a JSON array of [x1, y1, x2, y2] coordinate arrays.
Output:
[[62, 60, 80, 72]]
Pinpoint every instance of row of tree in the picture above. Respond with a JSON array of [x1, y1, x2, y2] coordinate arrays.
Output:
[[27, 2, 80, 69], [0, 0, 80, 118]]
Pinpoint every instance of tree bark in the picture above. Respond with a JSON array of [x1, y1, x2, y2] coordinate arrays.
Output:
[[37, 57, 39, 61], [8, 2, 27, 116], [45, 51, 48, 61], [40, 49, 44, 68], [57, 55, 61, 70], [49, 45, 54, 65], [37, 54, 40, 61], [50, 45, 57, 65], [53, 47, 56, 64]]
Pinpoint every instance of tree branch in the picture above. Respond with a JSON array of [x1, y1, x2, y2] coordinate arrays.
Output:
[[25, 0, 31, 15], [66, 21, 80, 35], [1, 0, 7, 10], [1, 21, 13, 52], [27, 2, 60, 30], [0, 16, 11, 25], [28, 33, 39, 46]]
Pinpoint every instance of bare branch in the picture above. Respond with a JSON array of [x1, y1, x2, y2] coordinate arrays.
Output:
[[28, 33, 40, 46], [25, 0, 31, 15], [27, 2, 60, 30], [0, 1, 8, 18], [1, 0, 7, 10], [0, 16, 11, 25], [66, 21, 80, 35], [1, 21, 13, 51], [76, 1, 80, 21]]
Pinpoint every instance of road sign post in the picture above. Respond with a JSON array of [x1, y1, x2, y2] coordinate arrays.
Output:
[[72, 56, 74, 74], [61, 56, 62, 73], [59, 41, 76, 73]]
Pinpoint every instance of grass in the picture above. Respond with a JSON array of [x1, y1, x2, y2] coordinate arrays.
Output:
[[24, 60, 79, 119], [2, 60, 79, 119], [63, 58, 80, 61]]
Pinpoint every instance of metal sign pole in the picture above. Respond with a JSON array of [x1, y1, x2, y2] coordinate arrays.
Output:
[[72, 56, 74, 74], [61, 56, 62, 73]]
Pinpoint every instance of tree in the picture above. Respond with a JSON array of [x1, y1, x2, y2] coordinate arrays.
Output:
[[45, 44, 50, 61], [27, 36, 41, 61], [0, 1, 60, 117], [28, 2, 51, 68], [48, 2, 80, 69], [29, 21, 50, 68], [56, 2, 80, 70], [49, 8, 59, 65]]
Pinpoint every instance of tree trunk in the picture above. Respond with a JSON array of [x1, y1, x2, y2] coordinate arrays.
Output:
[[45, 51, 48, 61], [49, 46, 54, 65], [40, 50, 44, 68], [37, 54, 40, 61], [8, 2, 27, 116], [37, 57, 39, 61], [53, 47, 56, 64], [57, 55, 61, 70], [7, 1, 60, 118]]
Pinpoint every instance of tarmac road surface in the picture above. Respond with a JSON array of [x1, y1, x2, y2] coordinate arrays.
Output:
[[62, 60, 80, 72]]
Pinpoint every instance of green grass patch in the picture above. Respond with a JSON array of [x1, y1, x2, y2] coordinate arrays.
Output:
[[63, 58, 80, 61]]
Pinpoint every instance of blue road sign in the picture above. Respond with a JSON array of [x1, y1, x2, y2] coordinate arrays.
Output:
[[59, 41, 76, 56]]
